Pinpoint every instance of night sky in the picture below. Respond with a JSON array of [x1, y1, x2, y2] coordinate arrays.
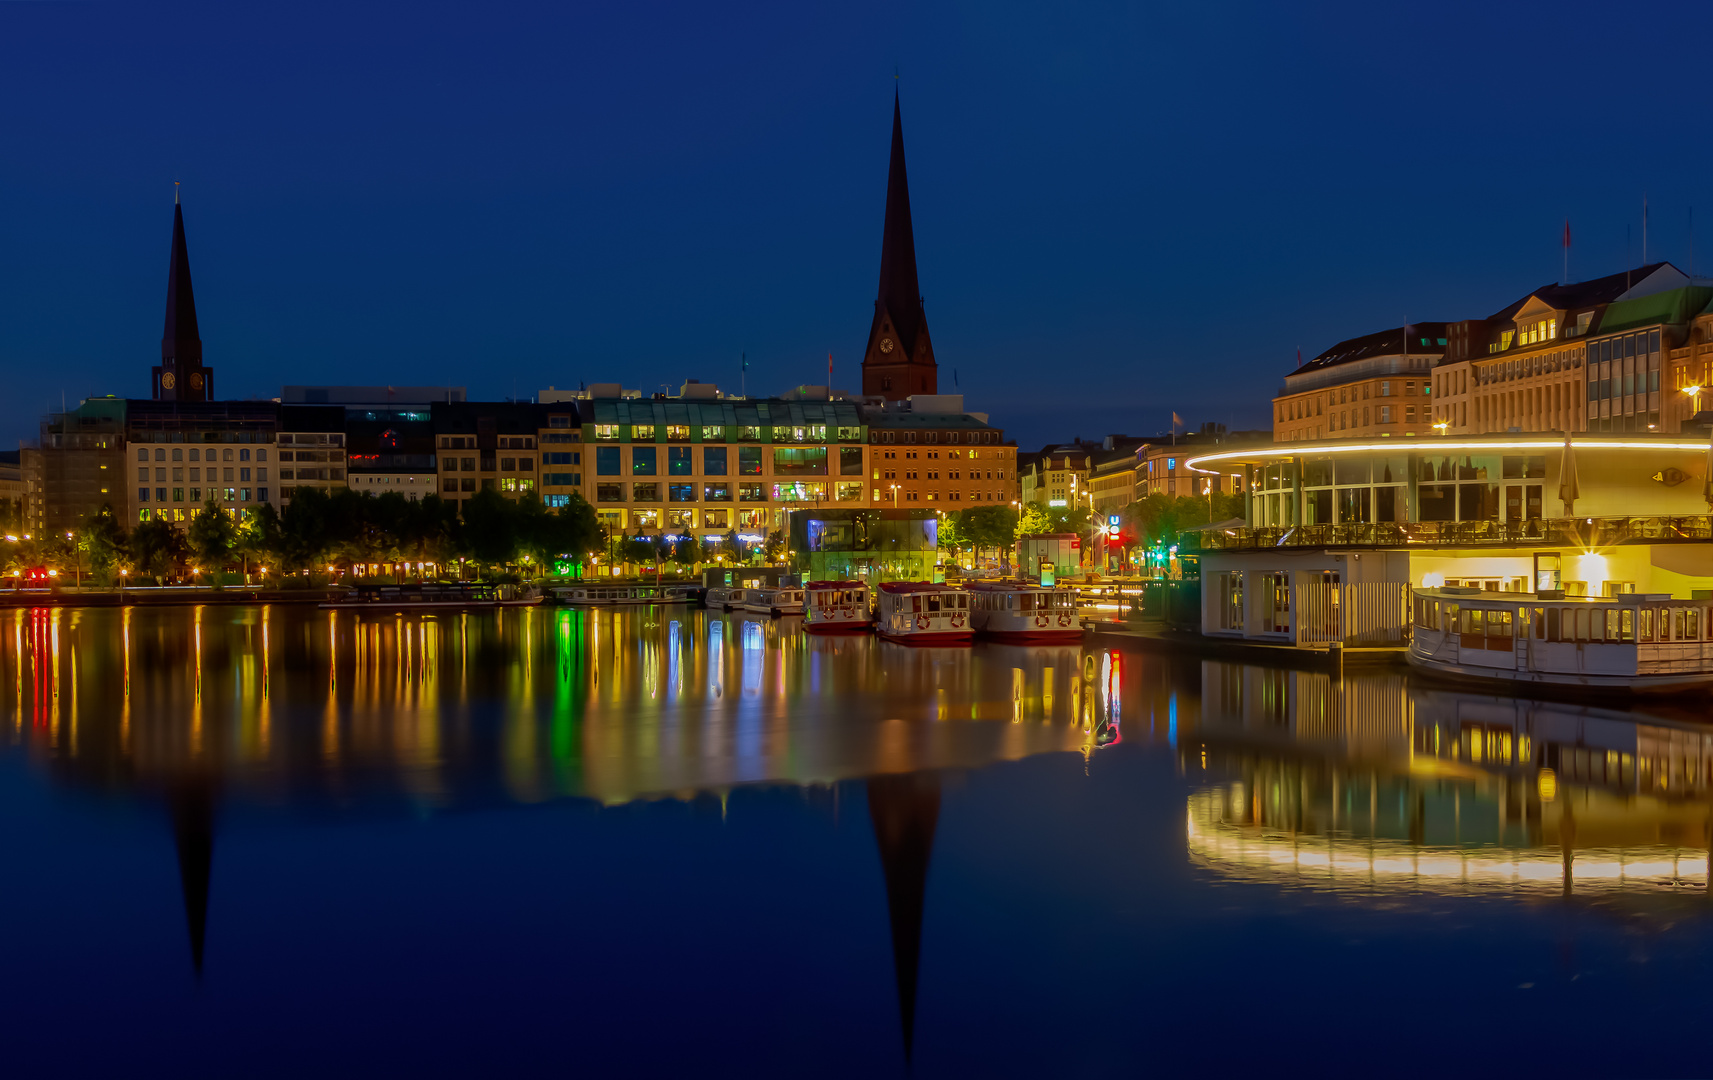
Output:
[[4, 1, 1713, 451]]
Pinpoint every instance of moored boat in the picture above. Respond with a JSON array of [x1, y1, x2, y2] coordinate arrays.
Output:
[[321, 581, 543, 610], [742, 586, 805, 617], [1408, 585, 1713, 693], [550, 583, 695, 606], [968, 582, 1081, 642], [875, 582, 973, 645], [705, 585, 745, 610], [803, 580, 874, 634]]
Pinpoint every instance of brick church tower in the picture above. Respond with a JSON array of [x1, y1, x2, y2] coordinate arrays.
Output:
[[861, 92, 937, 401], [152, 193, 214, 402]]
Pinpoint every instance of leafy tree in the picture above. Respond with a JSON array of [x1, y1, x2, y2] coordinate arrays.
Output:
[[618, 535, 654, 567], [130, 518, 187, 583], [187, 500, 237, 572], [936, 512, 965, 557], [957, 505, 1019, 567], [1015, 505, 1052, 539], [236, 502, 286, 575], [78, 504, 130, 582], [460, 488, 520, 573]]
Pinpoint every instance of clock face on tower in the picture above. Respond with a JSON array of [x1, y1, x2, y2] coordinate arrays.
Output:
[[879, 338, 894, 354], [189, 372, 203, 390], [161, 372, 176, 390]]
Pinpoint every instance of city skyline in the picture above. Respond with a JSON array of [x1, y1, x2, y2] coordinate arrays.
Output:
[[8, 3, 1713, 452]]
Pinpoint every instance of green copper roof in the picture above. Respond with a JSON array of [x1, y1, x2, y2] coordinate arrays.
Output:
[[1597, 286, 1713, 335]]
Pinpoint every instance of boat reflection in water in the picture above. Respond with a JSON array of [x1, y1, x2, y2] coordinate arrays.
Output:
[[0, 604, 1124, 1057], [1183, 660, 1713, 895]]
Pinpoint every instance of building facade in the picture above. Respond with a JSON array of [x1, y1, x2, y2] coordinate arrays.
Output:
[[1430, 264, 1694, 436], [1274, 325, 1445, 443], [862, 394, 1014, 509], [576, 391, 865, 548], [21, 398, 128, 538], [127, 400, 279, 525], [1020, 444, 1095, 507]]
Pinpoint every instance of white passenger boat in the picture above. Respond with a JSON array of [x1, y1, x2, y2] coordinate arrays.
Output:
[[742, 586, 805, 617], [968, 582, 1081, 642], [875, 582, 974, 645], [803, 580, 874, 634], [550, 583, 695, 606], [1409, 586, 1713, 693], [705, 585, 746, 610], [321, 581, 543, 610]]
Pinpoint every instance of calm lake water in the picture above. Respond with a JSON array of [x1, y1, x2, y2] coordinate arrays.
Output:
[[5, 603, 1713, 1077]]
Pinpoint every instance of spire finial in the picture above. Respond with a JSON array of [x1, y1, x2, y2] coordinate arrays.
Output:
[[174, 180, 180, 205]]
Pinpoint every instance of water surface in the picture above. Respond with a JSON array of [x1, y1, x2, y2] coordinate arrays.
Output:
[[4, 605, 1712, 1077]]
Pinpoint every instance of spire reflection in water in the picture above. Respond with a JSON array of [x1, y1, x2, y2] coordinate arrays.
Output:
[[0, 604, 1120, 995]]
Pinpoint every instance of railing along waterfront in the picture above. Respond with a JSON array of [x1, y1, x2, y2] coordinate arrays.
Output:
[[1187, 516, 1713, 552]]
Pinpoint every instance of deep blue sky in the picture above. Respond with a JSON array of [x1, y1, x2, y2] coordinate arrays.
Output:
[[4, 1, 1712, 451]]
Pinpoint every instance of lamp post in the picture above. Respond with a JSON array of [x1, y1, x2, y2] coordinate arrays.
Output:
[[1684, 384, 1703, 421]]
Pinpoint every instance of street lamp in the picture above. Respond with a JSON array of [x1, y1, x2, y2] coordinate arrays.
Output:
[[1433, 421, 1450, 435], [1684, 384, 1703, 418]]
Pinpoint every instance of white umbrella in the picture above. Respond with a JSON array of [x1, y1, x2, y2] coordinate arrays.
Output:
[[1558, 434, 1579, 517]]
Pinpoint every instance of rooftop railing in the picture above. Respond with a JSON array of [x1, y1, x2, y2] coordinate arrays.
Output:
[[1186, 516, 1713, 552]]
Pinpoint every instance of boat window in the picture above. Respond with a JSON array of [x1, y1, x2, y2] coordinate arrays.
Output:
[[1691, 609, 1703, 641], [1531, 607, 1544, 638], [1571, 608, 1585, 642], [1639, 608, 1654, 642], [927, 596, 941, 612], [1545, 608, 1559, 641], [1620, 609, 1635, 642], [1674, 609, 1685, 641]]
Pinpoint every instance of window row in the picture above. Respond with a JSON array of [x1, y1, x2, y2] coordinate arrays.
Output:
[[592, 481, 864, 504], [140, 446, 265, 463], [138, 486, 266, 504], [141, 467, 264, 483], [590, 423, 865, 443], [591, 445, 864, 478]]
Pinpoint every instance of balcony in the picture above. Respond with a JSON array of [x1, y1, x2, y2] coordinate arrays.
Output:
[[1186, 516, 1713, 552]]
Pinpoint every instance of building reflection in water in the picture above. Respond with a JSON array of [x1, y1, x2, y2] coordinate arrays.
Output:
[[0, 603, 1123, 1046], [1183, 659, 1713, 896]]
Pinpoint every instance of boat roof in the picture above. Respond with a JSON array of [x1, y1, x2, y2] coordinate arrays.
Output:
[[352, 580, 485, 592], [878, 581, 965, 594], [805, 580, 867, 588], [967, 581, 1069, 592]]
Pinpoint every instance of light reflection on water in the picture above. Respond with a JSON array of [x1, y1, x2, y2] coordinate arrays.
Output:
[[2, 605, 1113, 806], [5, 604, 1713, 1075]]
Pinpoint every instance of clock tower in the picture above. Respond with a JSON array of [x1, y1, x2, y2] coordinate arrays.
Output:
[[861, 92, 937, 401], [152, 196, 214, 402]]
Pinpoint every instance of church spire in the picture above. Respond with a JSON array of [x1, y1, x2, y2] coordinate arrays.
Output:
[[862, 91, 937, 400], [155, 196, 213, 401]]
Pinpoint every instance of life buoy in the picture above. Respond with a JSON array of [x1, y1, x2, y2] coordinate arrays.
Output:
[[1058, 613, 1071, 627], [951, 613, 965, 628], [1035, 613, 1049, 628], [916, 614, 930, 630]]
